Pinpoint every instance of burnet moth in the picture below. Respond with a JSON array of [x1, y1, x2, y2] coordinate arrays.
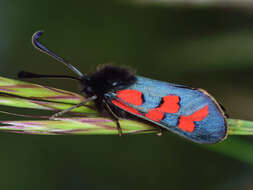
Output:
[[18, 31, 228, 144]]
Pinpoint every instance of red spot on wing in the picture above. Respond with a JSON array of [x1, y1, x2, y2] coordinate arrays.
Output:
[[178, 105, 209, 132], [159, 95, 180, 113], [145, 95, 180, 122], [116, 89, 143, 106], [187, 105, 209, 121], [178, 116, 195, 132], [112, 100, 142, 116], [145, 108, 164, 122]]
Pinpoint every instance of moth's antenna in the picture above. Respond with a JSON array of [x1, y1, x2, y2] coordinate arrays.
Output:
[[32, 31, 86, 79]]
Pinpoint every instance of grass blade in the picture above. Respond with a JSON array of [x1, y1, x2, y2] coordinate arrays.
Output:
[[0, 76, 84, 104], [0, 118, 157, 135], [0, 94, 96, 113], [227, 119, 253, 135]]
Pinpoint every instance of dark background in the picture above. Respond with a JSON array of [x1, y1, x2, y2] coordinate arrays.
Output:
[[1, 1, 253, 189]]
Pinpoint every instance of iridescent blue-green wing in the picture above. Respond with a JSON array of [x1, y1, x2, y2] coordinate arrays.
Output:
[[106, 76, 227, 144]]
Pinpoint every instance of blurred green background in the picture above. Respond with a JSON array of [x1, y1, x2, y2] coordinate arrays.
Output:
[[1, 0, 253, 189]]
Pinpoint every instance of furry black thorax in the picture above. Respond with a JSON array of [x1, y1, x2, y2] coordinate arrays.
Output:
[[80, 65, 137, 99]]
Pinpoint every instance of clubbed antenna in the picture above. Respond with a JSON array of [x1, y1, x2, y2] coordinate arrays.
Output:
[[32, 31, 86, 79]]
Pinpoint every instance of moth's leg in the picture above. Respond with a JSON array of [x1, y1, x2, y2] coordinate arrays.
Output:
[[50, 95, 97, 119], [103, 101, 123, 136], [157, 126, 164, 136]]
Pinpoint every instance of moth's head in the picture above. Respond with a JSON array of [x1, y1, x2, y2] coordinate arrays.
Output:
[[81, 65, 137, 97]]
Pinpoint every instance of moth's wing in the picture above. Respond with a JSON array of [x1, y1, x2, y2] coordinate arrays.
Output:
[[107, 76, 227, 144]]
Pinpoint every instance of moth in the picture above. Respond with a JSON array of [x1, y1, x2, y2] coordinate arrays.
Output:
[[19, 31, 228, 144]]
